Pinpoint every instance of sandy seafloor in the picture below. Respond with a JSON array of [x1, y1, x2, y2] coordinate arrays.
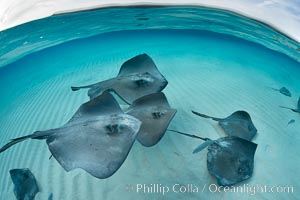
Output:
[[0, 29, 299, 199]]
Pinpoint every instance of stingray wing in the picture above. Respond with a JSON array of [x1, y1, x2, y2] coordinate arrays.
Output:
[[297, 97, 300, 110], [47, 114, 141, 179], [226, 111, 252, 121], [127, 92, 176, 147], [69, 91, 123, 122], [118, 53, 163, 78], [219, 111, 257, 141], [193, 140, 215, 154], [207, 137, 257, 186]]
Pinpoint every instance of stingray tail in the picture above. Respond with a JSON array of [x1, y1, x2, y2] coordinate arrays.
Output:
[[279, 106, 295, 111], [191, 111, 220, 121], [279, 105, 292, 109], [167, 129, 210, 141], [0, 135, 32, 153], [265, 86, 278, 91], [168, 129, 213, 153], [71, 85, 92, 91], [279, 106, 300, 113]]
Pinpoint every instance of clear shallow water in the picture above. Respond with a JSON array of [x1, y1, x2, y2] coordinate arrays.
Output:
[[0, 6, 300, 200]]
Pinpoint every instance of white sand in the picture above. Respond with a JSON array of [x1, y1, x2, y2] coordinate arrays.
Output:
[[0, 31, 299, 199], [0, 0, 300, 43]]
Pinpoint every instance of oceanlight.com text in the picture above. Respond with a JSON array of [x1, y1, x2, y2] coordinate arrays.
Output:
[[125, 183, 294, 196]]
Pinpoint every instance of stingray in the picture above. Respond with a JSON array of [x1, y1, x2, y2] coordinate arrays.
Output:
[[48, 193, 53, 200], [269, 86, 292, 97], [168, 130, 257, 186], [287, 119, 295, 126], [191, 110, 257, 141], [10, 168, 39, 200], [126, 92, 177, 147], [0, 92, 141, 179], [279, 97, 300, 114], [71, 54, 168, 104]]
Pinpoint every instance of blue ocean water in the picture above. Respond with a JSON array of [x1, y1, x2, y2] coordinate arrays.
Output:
[[0, 6, 299, 200]]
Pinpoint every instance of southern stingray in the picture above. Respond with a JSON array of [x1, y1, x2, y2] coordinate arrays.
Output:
[[168, 130, 257, 186], [269, 86, 292, 97], [192, 110, 257, 141], [126, 92, 177, 147], [279, 97, 300, 114], [0, 92, 141, 179], [10, 168, 39, 200], [71, 54, 168, 104]]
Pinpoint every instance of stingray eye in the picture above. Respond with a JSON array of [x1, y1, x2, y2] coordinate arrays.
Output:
[[142, 72, 151, 77], [238, 167, 243, 174], [106, 124, 122, 135], [248, 125, 253, 131], [152, 111, 164, 119], [135, 79, 148, 87]]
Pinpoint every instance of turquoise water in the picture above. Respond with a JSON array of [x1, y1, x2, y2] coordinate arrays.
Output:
[[1, 6, 300, 68], [0, 6, 300, 200]]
